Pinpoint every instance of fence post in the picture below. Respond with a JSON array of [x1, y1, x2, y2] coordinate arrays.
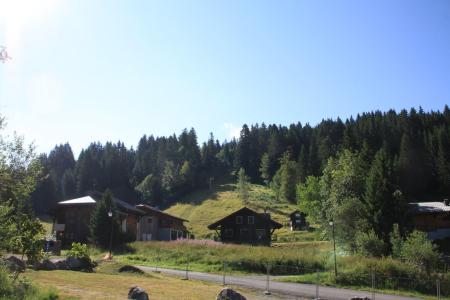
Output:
[[222, 260, 226, 286], [371, 270, 375, 300], [315, 269, 319, 299], [184, 261, 189, 280], [264, 262, 271, 295], [436, 278, 441, 300]]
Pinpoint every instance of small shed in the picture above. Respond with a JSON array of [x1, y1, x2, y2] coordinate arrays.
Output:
[[289, 210, 309, 231], [207, 207, 283, 246], [408, 200, 450, 240]]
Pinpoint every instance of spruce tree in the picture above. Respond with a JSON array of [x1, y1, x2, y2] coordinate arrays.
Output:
[[296, 145, 308, 184], [237, 168, 250, 202], [279, 151, 297, 203], [259, 153, 271, 185], [89, 190, 120, 248], [364, 147, 395, 242]]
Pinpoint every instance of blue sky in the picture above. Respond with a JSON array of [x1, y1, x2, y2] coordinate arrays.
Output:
[[1, 0, 449, 157]]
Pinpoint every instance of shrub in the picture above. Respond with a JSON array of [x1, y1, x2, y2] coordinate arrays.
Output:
[[400, 231, 441, 273], [66, 242, 93, 270], [355, 230, 386, 257]]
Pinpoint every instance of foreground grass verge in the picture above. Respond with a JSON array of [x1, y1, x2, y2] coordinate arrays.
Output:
[[25, 269, 266, 300], [277, 272, 449, 300]]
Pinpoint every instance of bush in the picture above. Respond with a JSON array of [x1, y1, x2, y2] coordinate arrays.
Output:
[[400, 231, 441, 273], [66, 243, 93, 270], [355, 230, 386, 257]]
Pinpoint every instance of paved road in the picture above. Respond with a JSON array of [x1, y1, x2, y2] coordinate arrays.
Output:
[[137, 265, 421, 300]]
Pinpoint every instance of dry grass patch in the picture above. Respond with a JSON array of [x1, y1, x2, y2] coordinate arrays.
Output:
[[25, 270, 265, 300]]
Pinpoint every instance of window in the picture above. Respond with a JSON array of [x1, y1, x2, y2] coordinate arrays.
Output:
[[224, 229, 233, 238], [236, 216, 243, 224], [147, 218, 153, 224], [247, 216, 254, 224]]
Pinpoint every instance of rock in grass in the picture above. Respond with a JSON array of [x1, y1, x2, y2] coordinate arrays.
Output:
[[35, 259, 57, 271], [119, 265, 145, 274], [349, 297, 371, 300], [128, 286, 149, 300], [216, 288, 247, 300], [3, 256, 26, 272]]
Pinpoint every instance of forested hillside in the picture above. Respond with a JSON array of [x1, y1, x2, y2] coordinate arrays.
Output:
[[31, 106, 450, 216]]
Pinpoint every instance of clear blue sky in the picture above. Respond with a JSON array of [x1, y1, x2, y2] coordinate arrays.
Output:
[[1, 0, 449, 157]]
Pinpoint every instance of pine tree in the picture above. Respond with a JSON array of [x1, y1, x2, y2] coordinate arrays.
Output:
[[259, 153, 271, 185], [279, 151, 297, 203], [237, 168, 250, 202], [89, 190, 120, 247], [364, 147, 395, 242], [296, 145, 308, 184]]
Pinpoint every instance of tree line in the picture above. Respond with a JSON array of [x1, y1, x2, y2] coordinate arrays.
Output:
[[31, 106, 450, 218]]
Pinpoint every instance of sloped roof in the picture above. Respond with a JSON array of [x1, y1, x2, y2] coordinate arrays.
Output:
[[408, 202, 450, 214], [208, 207, 283, 230], [58, 194, 145, 215], [58, 196, 96, 205], [136, 204, 188, 222]]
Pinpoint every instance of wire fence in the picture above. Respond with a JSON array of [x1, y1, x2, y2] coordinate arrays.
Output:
[[148, 258, 449, 299]]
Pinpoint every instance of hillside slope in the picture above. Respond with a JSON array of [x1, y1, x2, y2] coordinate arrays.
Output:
[[165, 181, 318, 242]]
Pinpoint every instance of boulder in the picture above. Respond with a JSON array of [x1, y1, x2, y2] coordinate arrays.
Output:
[[3, 256, 26, 272], [216, 288, 247, 300], [119, 265, 145, 274], [128, 286, 149, 300], [54, 259, 69, 270], [66, 257, 82, 270], [349, 297, 371, 300], [36, 259, 57, 271]]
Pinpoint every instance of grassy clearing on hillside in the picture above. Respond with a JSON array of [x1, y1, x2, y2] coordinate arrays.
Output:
[[38, 214, 54, 235], [115, 240, 331, 274], [25, 269, 267, 300], [165, 180, 312, 240]]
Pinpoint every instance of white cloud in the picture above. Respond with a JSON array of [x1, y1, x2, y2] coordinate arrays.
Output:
[[223, 122, 241, 140], [27, 73, 63, 114]]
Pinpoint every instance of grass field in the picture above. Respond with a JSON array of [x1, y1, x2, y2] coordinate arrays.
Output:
[[115, 240, 331, 274], [165, 179, 316, 241], [24, 265, 270, 300]]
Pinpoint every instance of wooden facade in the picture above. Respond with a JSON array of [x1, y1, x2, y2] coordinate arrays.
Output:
[[136, 204, 189, 241], [53, 194, 188, 245], [208, 207, 283, 246], [409, 201, 450, 240]]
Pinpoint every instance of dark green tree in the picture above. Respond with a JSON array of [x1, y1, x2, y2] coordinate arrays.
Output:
[[89, 190, 120, 247], [364, 147, 395, 242], [279, 151, 297, 203], [259, 153, 271, 185]]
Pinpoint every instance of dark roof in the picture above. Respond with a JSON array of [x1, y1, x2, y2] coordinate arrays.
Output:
[[113, 197, 146, 215], [89, 191, 146, 215], [136, 204, 189, 222], [207, 207, 283, 230]]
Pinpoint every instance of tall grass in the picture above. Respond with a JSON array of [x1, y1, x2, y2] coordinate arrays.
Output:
[[117, 240, 330, 274], [0, 266, 59, 300]]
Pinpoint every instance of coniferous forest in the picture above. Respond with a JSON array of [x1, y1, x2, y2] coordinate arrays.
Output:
[[31, 106, 450, 217]]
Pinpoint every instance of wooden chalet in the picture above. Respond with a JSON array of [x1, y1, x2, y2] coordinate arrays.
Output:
[[136, 204, 189, 241], [408, 199, 450, 240], [53, 194, 188, 244], [207, 207, 283, 246]]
